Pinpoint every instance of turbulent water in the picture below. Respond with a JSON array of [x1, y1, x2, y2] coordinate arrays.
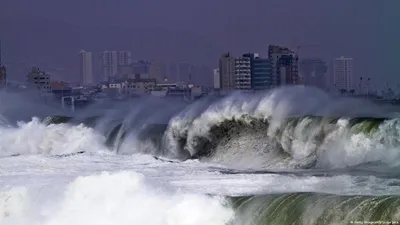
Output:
[[1, 86, 400, 225]]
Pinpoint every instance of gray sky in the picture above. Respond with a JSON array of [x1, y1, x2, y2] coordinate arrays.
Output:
[[0, 0, 398, 87]]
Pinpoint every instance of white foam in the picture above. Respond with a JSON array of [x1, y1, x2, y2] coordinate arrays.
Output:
[[162, 87, 400, 169], [0, 171, 234, 225], [0, 117, 107, 156]]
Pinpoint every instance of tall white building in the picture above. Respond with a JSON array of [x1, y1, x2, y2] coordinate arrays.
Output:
[[235, 55, 252, 90], [333, 56, 353, 93], [79, 50, 93, 85]]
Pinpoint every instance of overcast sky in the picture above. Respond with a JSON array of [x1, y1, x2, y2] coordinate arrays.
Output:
[[1, 0, 398, 87]]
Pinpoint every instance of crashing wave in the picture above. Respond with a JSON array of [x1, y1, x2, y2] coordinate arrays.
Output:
[[36, 86, 400, 169], [0, 117, 107, 157]]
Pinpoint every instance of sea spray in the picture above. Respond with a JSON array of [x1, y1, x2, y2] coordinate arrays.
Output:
[[0, 171, 234, 225]]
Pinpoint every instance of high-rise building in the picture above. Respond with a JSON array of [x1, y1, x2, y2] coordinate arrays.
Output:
[[234, 53, 272, 91], [218, 53, 236, 91], [27, 67, 52, 96], [79, 50, 93, 85], [235, 55, 252, 90], [252, 56, 272, 90], [100, 50, 132, 81], [0, 66, 6, 89], [333, 56, 354, 94], [268, 45, 299, 87], [0, 40, 6, 89], [101, 51, 118, 81], [299, 58, 328, 90], [117, 51, 132, 66], [213, 68, 220, 89]]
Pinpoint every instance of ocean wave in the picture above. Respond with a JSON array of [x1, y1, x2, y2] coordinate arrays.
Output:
[[0, 171, 233, 225], [230, 193, 400, 225], [4, 86, 400, 169], [0, 117, 107, 156]]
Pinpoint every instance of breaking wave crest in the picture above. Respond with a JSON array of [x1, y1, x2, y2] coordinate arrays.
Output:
[[4, 86, 400, 169], [0, 117, 107, 157]]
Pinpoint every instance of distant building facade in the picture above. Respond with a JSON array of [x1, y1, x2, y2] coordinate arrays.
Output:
[[117, 51, 132, 66], [251, 55, 272, 90], [218, 53, 236, 91], [0, 66, 6, 89], [234, 53, 272, 91], [235, 55, 252, 90], [268, 45, 299, 87], [149, 61, 167, 83], [101, 51, 118, 81], [79, 50, 93, 85], [333, 56, 354, 94], [213, 68, 220, 89], [132, 60, 150, 75], [101, 50, 132, 81], [0, 40, 6, 89], [299, 58, 328, 90], [27, 67, 52, 96]]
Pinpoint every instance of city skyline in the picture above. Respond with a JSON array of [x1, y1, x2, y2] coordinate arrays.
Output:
[[0, 41, 391, 93], [0, 0, 398, 88], [0, 36, 382, 97]]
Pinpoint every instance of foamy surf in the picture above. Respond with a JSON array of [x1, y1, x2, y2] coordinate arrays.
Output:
[[1, 87, 400, 224], [0, 117, 107, 157], [0, 171, 234, 225]]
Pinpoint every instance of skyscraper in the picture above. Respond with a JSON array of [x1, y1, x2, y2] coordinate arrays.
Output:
[[252, 58, 272, 90], [101, 51, 133, 81], [0, 66, 6, 89], [117, 51, 132, 66], [268, 45, 299, 87], [0, 40, 6, 89], [218, 53, 235, 91], [235, 54, 252, 90], [79, 50, 93, 85], [333, 56, 354, 94], [234, 53, 272, 91], [213, 68, 220, 89], [299, 58, 328, 91], [101, 51, 118, 81]]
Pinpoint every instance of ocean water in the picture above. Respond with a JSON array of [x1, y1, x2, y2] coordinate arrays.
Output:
[[1, 86, 400, 225]]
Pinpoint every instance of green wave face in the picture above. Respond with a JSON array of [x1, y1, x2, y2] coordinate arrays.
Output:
[[230, 193, 400, 225]]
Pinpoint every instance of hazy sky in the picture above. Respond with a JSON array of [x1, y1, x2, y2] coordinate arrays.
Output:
[[1, 0, 398, 87]]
